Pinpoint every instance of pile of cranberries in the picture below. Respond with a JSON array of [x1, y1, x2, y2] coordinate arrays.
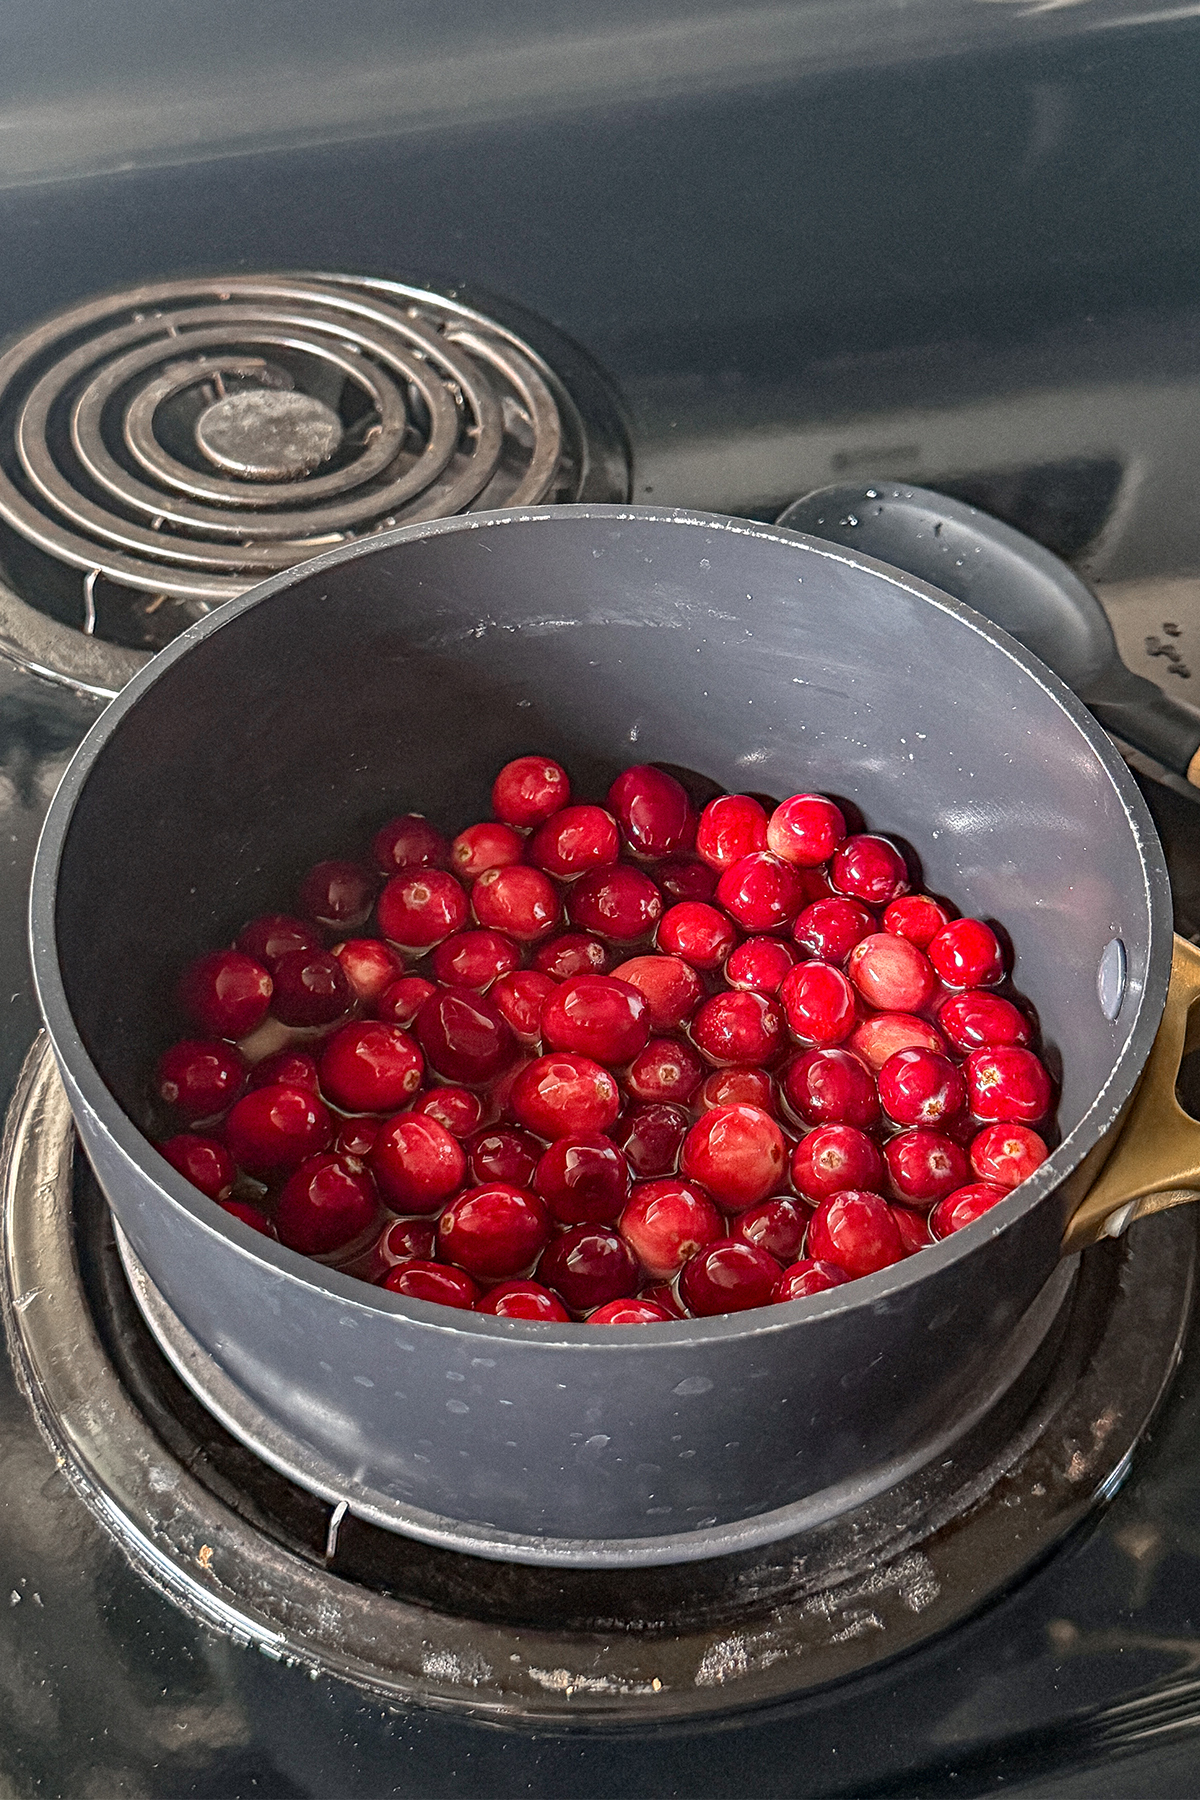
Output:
[[150, 756, 1056, 1325]]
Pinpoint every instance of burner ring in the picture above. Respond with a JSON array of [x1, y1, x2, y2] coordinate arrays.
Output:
[[194, 389, 345, 478]]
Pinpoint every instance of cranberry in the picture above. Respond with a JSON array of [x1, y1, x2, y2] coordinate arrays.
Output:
[[533, 932, 611, 980], [654, 859, 718, 902], [699, 1067, 774, 1110], [779, 962, 858, 1047], [641, 1281, 687, 1318], [450, 820, 525, 882], [892, 1204, 932, 1254], [679, 1240, 781, 1316], [774, 1258, 850, 1301], [791, 1123, 885, 1202], [691, 990, 785, 1065], [158, 1133, 235, 1201], [970, 1122, 1049, 1188], [490, 1056, 534, 1120], [589, 1297, 676, 1324], [438, 1183, 551, 1279], [716, 852, 806, 933], [535, 1132, 631, 1225], [929, 1182, 1008, 1238], [360, 1216, 438, 1283], [384, 1260, 480, 1308], [416, 987, 516, 1086], [236, 914, 322, 969], [431, 928, 519, 991], [780, 1048, 880, 1130], [269, 948, 352, 1027], [491, 969, 556, 1042], [474, 1280, 570, 1321], [378, 869, 469, 951], [883, 895, 954, 949], [884, 1129, 970, 1206], [807, 1189, 905, 1277], [509, 1053, 621, 1138], [878, 1048, 967, 1128], [680, 1104, 787, 1210], [656, 901, 737, 970], [541, 975, 651, 1066], [472, 864, 561, 942], [224, 1084, 334, 1176], [847, 934, 936, 1013], [374, 974, 437, 1028], [370, 1113, 468, 1212], [529, 804, 620, 878], [848, 1011, 947, 1071], [372, 814, 450, 875], [467, 1126, 544, 1187], [695, 794, 770, 871], [247, 1048, 320, 1094], [625, 1037, 705, 1104], [335, 1116, 380, 1159], [938, 992, 1032, 1053], [276, 1152, 380, 1256], [610, 954, 704, 1031], [318, 1023, 423, 1114], [725, 936, 798, 994], [156, 1039, 246, 1121], [332, 937, 403, 1006], [731, 1195, 809, 1263], [298, 860, 376, 931], [607, 764, 693, 858], [966, 1047, 1052, 1123], [612, 1102, 690, 1176], [928, 919, 1005, 990], [567, 866, 663, 942], [178, 949, 272, 1039], [220, 1200, 277, 1238], [793, 897, 875, 964], [412, 1086, 488, 1138], [620, 1178, 723, 1277], [538, 1224, 640, 1311], [830, 834, 908, 906], [492, 756, 570, 828], [766, 794, 847, 867]]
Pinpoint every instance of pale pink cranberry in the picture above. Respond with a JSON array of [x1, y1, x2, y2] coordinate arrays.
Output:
[[412, 1087, 488, 1138], [374, 974, 437, 1028], [156, 1039, 246, 1121], [680, 1104, 787, 1210], [220, 1200, 277, 1238], [334, 1116, 380, 1159], [725, 936, 798, 994], [966, 1047, 1052, 1123], [567, 866, 663, 942], [438, 1183, 551, 1278], [491, 969, 556, 1042], [619, 1179, 723, 1277], [509, 1053, 621, 1137], [369, 1114, 466, 1213], [830, 835, 908, 906], [774, 1258, 850, 1301], [236, 914, 322, 969], [372, 814, 450, 875], [611, 954, 704, 1030], [589, 1297, 676, 1324], [793, 897, 875, 964], [538, 1224, 640, 1311], [529, 804, 620, 878], [431, 928, 520, 990], [884, 1129, 970, 1206], [780, 1048, 880, 1130], [318, 1023, 424, 1114], [654, 859, 718, 902], [695, 794, 770, 870], [698, 1067, 774, 1110], [766, 794, 846, 867], [415, 987, 517, 1087], [848, 1011, 947, 1071], [807, 1190, 905, 1277], [625, 1037, 705, 1104], [607, 764, 693, 858], [332, 937, 403, 1006], [928, 919, 1005, 989], [691, 990, 785, 1065], [178, 949, 272, 1039], [276, 1152, 380, 1256], [791, 1123, 885, 1202], [847, 934, 936, 1013], [679, 1240, 781, 1316], [270, 948, 352, 1027], [450, 820, 525, 882], [467, 1126, 544, 1187], [541, 975, 650, 1066], [299, 860, 377, 931], [731, 1195, 809, 1263], [878, 1048, 967, 1128], [656, 901, 737, 970], [883, 894, 954, 949], [779, 961, 858, 1047], [384, 1260, 480, 1308], [225, 1085, 333, 1175], [474, 1280, 570, 1321], [533, 932, 611, 980], [159, 1133, 236, 1201], [716, 852, 806, 932], [929, 1182, 1008, 1238], [377, 869, 469, 951], [535, 1132, 631, 1225], [970, 1122, 1049, 1188], [640, 1281, 687, 1318], [938, 991, 1032, 1053], [611, 1103, 690, 1176], [492, 756, 570, 828]]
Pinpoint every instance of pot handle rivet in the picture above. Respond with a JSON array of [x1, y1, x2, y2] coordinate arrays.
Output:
[[1098, 938, 1127, 1021]]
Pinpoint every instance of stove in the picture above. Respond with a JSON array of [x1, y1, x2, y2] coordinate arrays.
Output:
[[6, 7, 1200, 1796]]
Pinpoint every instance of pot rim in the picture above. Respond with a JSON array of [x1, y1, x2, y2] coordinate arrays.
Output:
[[28, 503, 1174, 1347]]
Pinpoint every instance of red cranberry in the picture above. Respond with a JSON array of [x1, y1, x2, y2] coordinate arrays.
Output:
[[626, 1037, 705, 1104], [848, 1011, 947, 1071], [474, 1280, 570, 1321], [779, 962, 858, 1047], [431, 929, 519, 991], [416, 988, 516, 1086], [467, 1126, 544, 1187], [883, 895, 954, 949], [220, 1200, 277, 1238], [247, 1048, 320, 1094], [611, 954, 704, 1031], [929, 1182, 1008, 1238], [378, 870, 469, 951], [439, 1183, 551, 1278], [529, 804, 620, 878], [538, 1224, 640, 1311], [725, 936, 798, 994], [807, 1189, 905, 1277], [780, 1048, 880, 1131], [641, 1281, 687, 1318], [695, 794, 770, 870], [374, 974, 437, 1028], [492, 756, 570, 828], [533, 932, 611, 980], [535, 1132, 631, 1225], [847, 934, 936, 1013], [491, 969, 556, 1042], [589, 1297, 675, 1324], [774, 1258, 850, 1301], [472, 864, 561, 942], [656, 901, 737, 970], [236, 914, 322, 970], [884, 1129, 970, 1206], [878, 1048, 967, 1128], [224, 1084, 334, 1176], [716, 852, 806, 932], [158, 1133, 235, 1201], [450, 820, 525, 882], [611, 1103, 690, 1176], [830, 834, 909, 907], [490, 1056, 534, 1120], [359, 1216, 438, 1283], [567, 866, 663, 942], [892, 1204, 932, 1254], [607, 764, 693, 858], [698, 1067, 774, 1110], [970, 1123, 1049, 1188], [731, 1195, 809, 1264], [680, 1104, 787, 1210], [679, 1240, 781, 1316], [691, 990, 785, 1065], [335, 1116, 380, 1159], [766, 794, 847, 867], [369, 1113, 467, 1213], [791, 1123, 885, 1202], [928, 919, 1005, 990], [156, 1039, 246, 1121], [793, 897, 875, 964], [384, 1260, 480, 1308], [276, 1152, 380, 1256], [269, 948, 352, 1027], [541, 975, 650, 1066], [318, 1023, 423, 1114], [966, 1047, 1052, 1123], [938, 992, 1032, 1053], [372, 814, 450, 876], [510, 1053, 621, 1138], [620, 1178, 723, 1277], [299, 860, 376, 931], [654, 859, 718, 902], [332, 937, 403, 1006], [178, 949, 272, 1039], [412, 1086, 488, 1138]]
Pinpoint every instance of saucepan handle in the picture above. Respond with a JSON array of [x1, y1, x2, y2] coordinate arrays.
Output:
[[1064, 934, 1200, 1251]]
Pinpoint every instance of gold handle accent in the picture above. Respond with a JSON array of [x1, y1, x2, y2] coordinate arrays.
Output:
[[1064, 934, 1200, 1252]]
